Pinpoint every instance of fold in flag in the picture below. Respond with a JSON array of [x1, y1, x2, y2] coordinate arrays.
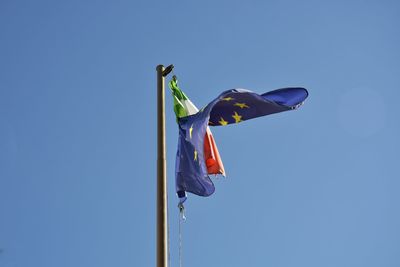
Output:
[[169, 76, 308, 203]]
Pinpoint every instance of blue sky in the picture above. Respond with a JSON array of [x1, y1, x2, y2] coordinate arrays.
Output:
[[1, 0, 399, 266]]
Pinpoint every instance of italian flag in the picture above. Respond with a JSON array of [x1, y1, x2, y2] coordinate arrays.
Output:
[[169, 77, 225, 176]]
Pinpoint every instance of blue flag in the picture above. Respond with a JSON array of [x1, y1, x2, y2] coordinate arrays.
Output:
[[174, 86, 308, 203]]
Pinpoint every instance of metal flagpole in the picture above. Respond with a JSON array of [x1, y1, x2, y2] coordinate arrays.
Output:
[[156, 64, 173, 267]]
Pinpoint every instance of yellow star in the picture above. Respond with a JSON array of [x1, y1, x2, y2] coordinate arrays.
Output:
[[232, 111, 242, 123], [234, 102, 249, 109], [189, 124, 193, 139], [222, 97, 234, 101], [194, 150, 198, 161], [218, 117, 228, 126]]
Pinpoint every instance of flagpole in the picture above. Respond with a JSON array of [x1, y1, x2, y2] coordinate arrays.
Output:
[[156, 64, 173, 267]]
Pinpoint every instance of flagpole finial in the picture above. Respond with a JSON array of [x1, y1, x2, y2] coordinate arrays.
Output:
[[163, 64, 174, 77]]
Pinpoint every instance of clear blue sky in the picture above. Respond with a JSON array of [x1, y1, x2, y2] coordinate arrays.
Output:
[[1, 0, 399, 266]]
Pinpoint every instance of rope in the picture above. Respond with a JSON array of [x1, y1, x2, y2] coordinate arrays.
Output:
[[178, 203, 186, 267]]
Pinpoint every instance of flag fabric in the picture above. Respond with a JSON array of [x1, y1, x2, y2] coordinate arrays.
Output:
[[169, 77, 225, 203], [171, 78, 308, 203], [169, 76, 198, 118]]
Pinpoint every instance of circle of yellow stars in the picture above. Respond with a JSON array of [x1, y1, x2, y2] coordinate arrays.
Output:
[[215, 97, 249, 125]]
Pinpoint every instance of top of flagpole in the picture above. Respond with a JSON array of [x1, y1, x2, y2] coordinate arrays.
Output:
[[157, 64, 174, 77]]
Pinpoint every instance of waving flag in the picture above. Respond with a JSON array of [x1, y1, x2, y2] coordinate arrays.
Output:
[[170, 77, 308, 203], [169, 77, 225, 202]]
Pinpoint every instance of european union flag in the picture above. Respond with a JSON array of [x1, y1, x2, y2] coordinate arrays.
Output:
[[175, 86, 308, 203]]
